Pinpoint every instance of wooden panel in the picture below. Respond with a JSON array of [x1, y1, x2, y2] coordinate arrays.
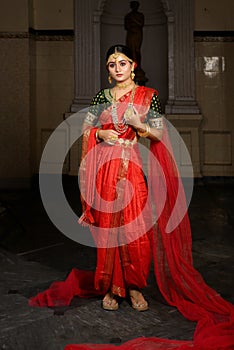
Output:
[[40, 127, 69, 173], [203, 131, 232, 165]]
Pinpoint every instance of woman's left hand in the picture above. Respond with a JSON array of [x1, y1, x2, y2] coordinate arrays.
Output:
[[125, 105, 142, 128]]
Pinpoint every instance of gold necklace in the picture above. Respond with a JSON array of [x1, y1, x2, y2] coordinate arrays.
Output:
[[116, 80, 134, 89], [111, 85, 136, 134]]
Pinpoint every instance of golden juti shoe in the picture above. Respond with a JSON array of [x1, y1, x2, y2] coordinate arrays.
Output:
[[129, 290, 149, 311], [102, 292, 119, 311]]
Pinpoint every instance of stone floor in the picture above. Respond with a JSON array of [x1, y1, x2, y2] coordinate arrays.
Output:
[[0, 177, 233, 350]]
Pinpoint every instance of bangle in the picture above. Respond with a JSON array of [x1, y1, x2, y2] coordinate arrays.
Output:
[[95, 128, 101, 142], [137, 123, 150, 138]]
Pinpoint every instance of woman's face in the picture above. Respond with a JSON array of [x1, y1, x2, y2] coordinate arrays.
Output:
[[107, 54, 132, 83]]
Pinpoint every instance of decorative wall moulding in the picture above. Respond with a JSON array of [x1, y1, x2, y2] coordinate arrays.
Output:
[[29, 28, 74, 41], [194, 31, 234, 42], [0, 29, 74, 41], [0, 32, 29, 39]]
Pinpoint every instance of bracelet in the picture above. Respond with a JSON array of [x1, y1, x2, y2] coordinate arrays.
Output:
[[137, 123, 150, 138], [95, 128, 101, 142]]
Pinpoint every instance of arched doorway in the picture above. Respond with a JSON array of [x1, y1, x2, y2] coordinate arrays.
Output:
[[100, 0, 168, 107], [70, 0, 202, 177]]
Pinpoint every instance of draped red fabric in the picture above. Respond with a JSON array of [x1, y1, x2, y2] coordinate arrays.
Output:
[[29, 86, 234, 349], [64, 337, 193, 350], [28, 269, 99, 307], [148, 132, 234, 350]]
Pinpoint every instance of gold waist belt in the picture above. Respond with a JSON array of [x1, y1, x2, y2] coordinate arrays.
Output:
[[107, 137, 137, 147]]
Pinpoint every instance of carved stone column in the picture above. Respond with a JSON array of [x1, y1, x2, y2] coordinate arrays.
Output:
[[166, 0, 199, 114], [71, 0, 100, 112], [164, 0, 202, 177]]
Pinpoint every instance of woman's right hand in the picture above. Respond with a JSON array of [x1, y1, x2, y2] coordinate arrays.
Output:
[[98, 129, 120, 143]]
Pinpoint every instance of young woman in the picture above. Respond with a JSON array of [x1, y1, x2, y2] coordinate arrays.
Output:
[[79, 44, 163, 311], [30, 45, 234, 350]]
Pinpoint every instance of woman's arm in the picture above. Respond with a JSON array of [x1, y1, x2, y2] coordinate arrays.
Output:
[[135, 122, 163, 142], [82, 90, 105, 133], [126, 92, 163, 141]]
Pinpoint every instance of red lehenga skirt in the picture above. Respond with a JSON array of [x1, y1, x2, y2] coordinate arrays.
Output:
[[83, 132, 153, 297]]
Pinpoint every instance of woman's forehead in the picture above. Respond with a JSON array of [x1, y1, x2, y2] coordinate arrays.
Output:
[[108, 54, 128, 63], [107, 52, 132, 65]]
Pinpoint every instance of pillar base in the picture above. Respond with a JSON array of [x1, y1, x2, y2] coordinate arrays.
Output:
[[167, 114, 203, 178], [165, 100, 200, 115]]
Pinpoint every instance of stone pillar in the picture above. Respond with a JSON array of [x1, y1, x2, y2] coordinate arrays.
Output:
[[71, 0, 100, 112], [166, 0, 199, 114], [68, 0, 102, 175], [164, 0, 202, 177], [167, 11, 175, 103]]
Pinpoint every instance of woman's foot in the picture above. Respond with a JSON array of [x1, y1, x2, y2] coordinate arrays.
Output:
[[129, 289, 148, 311], [102, 292, 119, 311]]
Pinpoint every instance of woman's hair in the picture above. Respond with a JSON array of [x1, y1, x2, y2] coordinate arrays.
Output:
[[105, 44, 133, 62]]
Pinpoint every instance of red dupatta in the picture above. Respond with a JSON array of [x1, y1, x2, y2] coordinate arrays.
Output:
[[148, 130, 234, 349]]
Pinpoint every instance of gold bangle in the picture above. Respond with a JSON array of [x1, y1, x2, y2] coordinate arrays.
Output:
[[95, 128, 101, 142], [137, 124, 150, 138]]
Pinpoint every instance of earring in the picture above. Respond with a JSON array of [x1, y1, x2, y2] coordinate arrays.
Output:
[[130, 68, 135, 80], [108, 75, 112, 84]]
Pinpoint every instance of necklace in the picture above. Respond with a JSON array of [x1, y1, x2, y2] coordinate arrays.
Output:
[[111, 85, 136, 134], [116, 80, 134, 89]]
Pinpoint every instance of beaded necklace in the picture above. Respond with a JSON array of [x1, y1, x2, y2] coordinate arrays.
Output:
[[111, 85, 136, 134]]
